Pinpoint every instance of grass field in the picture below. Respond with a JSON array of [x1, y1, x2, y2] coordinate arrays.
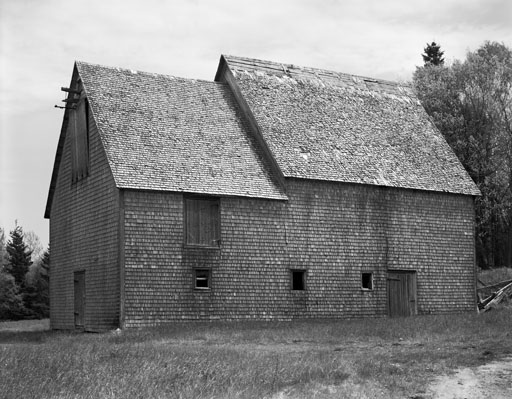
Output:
[[1, 309, 512, 399]]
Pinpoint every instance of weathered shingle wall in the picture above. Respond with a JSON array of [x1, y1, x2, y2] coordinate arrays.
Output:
[[285, 179, 475, 316], [122, 190, 184, 325], [123, 181, 475, 326], [49, 104, 119, 331], [123, 190, 289, 327]]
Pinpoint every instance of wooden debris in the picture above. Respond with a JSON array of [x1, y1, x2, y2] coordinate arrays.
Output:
[[478, 281, 512, 312]]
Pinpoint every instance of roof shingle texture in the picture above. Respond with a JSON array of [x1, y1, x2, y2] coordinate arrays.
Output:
[[76, 61, 287, 200], [224, 56, 480, 196]]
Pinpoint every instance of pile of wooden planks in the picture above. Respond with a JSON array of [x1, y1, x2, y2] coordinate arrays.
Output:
[[478, 281, 512, 312]]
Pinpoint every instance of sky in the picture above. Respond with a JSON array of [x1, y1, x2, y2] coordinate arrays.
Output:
[[1, 0, 511, 248]]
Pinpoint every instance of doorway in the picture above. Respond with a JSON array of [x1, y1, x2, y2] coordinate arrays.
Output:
[[387, 271, 417, 317], [74, 271, 85, 328]]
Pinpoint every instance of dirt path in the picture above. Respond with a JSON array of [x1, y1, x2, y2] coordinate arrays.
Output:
[[428, 357, 512, 398]]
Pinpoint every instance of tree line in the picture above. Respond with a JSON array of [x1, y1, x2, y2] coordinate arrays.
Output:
[[413, 41, 511, 268], [0, 224, 49, 320]]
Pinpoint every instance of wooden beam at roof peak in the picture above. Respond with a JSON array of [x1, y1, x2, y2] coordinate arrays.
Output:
[[61, 87, 81, 94]]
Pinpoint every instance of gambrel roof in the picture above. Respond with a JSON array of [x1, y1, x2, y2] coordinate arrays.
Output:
[[216, 55, 480, 196]]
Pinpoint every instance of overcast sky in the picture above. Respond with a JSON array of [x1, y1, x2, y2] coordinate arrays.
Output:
[[1, 0, 511, 248]]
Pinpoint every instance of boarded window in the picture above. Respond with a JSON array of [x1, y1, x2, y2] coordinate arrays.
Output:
[[361, 272, 373, 290], [185, 197, 220, 246], [291, 270, 306, 291], [194, 269, 211, 289], [71, 97, 90, 182]]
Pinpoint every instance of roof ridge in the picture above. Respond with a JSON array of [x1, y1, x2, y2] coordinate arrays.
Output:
[[75, 60, 225, 86], [222, 55, 411, 88]]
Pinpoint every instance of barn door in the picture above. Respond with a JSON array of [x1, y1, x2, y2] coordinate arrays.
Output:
[[74, 271, 85, 328], [387, 271, 417, 317]]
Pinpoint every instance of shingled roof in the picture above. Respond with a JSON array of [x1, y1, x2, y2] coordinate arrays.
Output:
[[74, 62, 287, 200], [216, 55, 480, 196]]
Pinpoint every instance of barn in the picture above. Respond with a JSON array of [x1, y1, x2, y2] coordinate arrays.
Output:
[[44, 55, 480, 331]]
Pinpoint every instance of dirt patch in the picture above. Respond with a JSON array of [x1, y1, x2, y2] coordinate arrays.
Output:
[[428, 356, 512, 398]]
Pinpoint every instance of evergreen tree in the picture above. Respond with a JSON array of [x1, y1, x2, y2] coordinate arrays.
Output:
[[0, 227, 7, 268], [40, 246, 50, 283], [0, 270, 27, 320], [422, 41, 445, 66], [24, 246, 50, 318], [5, 224, 33, 289]]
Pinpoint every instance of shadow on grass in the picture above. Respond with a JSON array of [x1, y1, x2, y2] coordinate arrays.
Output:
[[0, 327, 84, 344], [0, 330, 49, 344]]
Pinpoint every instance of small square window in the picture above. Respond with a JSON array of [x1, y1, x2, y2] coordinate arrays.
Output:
[[194, 269, 211, 289], [291, 270, 306, 291], [361, 272, 373, 290]]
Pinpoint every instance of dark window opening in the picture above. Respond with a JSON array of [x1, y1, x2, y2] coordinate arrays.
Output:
[[291, 270, 306, 291], [185, 197, 220, 247], [194, 269, 211, 289], [362, 272, 373, 290]]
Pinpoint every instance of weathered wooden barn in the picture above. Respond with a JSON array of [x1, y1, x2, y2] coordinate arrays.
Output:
[[45, 55, 480, 331]]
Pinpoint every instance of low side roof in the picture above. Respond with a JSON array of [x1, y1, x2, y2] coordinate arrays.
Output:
[[220, 55, 480, 196], [76, 62, 287, 200]]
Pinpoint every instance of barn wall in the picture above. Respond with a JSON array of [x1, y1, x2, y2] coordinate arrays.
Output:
[[122, 180, 475, 327], [122, 191, 184, 326], [285, 179, 476, 316], [49, 104, 119, 331], [123, 190, 290, 327]]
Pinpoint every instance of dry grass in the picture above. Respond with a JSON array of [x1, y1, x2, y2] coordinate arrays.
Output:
[[478, 267, 512, 286], [1, 310, 512, 399], [0, 318, 49, 332]]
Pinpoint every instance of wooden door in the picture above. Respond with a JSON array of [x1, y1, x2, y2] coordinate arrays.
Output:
[[387, 271, 417, 317], [74, 271, 85, 328]]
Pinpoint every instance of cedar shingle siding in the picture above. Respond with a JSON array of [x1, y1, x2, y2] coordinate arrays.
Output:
[[46, 56, 478, 330], [47, 71, 120, 331], [121, 181, 474, 326]]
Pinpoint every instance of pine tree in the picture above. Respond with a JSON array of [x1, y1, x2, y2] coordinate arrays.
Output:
[[40, 246, 50, 283], [0, 227, 7, 268], [5, 224, 33, 289], [0, 270, 27, 320], [25, 246, 50, 318], [422, 42, 445, 66]]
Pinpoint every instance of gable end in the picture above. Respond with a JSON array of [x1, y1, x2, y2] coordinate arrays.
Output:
[[215, 55, 286, 189], [45, 65, 80, 219]]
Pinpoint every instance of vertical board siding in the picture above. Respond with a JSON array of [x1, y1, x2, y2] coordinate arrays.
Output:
[[49, 104, 119, 331], [123, 179, 475, 327], [388, 271, 417, 317]]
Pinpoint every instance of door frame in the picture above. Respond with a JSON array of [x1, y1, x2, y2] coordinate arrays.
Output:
[[387, 270, 417, 317], [74, 271, 86, 329]]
